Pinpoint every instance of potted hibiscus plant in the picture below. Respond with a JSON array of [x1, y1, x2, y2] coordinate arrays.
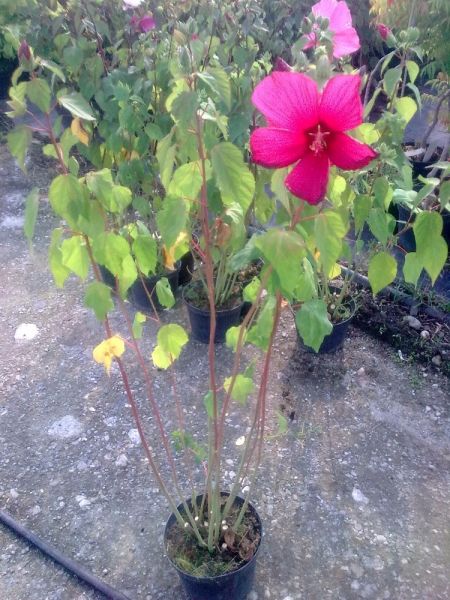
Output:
[[6, 3, 449, 600]]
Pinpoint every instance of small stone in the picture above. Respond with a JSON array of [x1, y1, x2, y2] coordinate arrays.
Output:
[[10, 489, 19, 499], [248, 591, 258, 600], [420, 330, 430, 340], [356, 367, 365, 376], [352, 487, 369, 505], [432, 355, 442, 367], [48, 415, 83, 439], [115, 454, 128, 468], [30, 505, 41, 516], [403, 315, 421, 330], [128, 429, 140, 445], [14, 323, 39, 341]]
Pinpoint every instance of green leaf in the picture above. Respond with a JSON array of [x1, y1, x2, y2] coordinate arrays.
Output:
[[170, 90, 198, 129], [92, 232, 131, 276], [373, 176, 393, 209], [156, 197, 188, 248], [368, 252, 397, 294], [7, 125, 32, 172], [156, 132, 176, 191], [23, 188, 39, 244], [156, 278, 175, 308], [353, 195, 372, 233], [403, 252, 422, 286], [203, 391, 214, 419], [314, 210, 347, 273], [49, 228, 70, 287], [86, 169, 132, 214], [168, 162, 203, 202], [368, 208, 395, 246], [48, 173, 87, 228], [295, 299, 333, 352], [271, 168, 290, 214], [59, 92, 96, 121], [247, 296, 276, 350], [293, 258, 317, 302], [84, 281, 113, 320], [413, 212, 447, 284], [40, 58, 66, 82], [152, 323, 189, 369], [132, 235, 157, 276], [243, 277, 260, 303], [198, 67, 231, 109], [225, 325, 246, 352], [144, 123, 163, 140], [27, 78, 51, 113], [223, 374, 254, 405], [383, 66, 402, 97], [395, 97, 417, 125], [254, 230, 304, 298], [132, 312, 146, 339], [61, 236, 90, 279], [277, 412, 288, 435], [406, 60, 419, 84], [151, 346, 172, 369], [211, 142, 255, 213], [118, 254, 138, 297]]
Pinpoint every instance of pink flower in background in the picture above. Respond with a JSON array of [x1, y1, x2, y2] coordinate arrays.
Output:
[[376, 23, 391, 41], [138, 15, 156, 32], [304, 0, 360, 59], [250, 72, 378, 205]]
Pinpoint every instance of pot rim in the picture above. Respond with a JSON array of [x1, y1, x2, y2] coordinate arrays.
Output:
[[164, 492, 262, 583], [182, 282, 244, 315]]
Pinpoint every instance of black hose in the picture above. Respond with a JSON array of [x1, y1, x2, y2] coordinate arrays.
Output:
[[341, 266, 450, 326], [0, 509, 132, 600]]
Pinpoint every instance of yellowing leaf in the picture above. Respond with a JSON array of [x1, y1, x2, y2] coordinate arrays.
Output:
[[328, 263, 342, 279], [162, 231, 188, 270], [71, 117, 89, 146], [93, 335, 125, 374]]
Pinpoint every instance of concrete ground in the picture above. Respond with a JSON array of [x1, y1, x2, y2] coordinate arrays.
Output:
[[0, 140, 450, 600]]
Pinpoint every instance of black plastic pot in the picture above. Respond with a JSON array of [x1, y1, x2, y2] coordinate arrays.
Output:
[[164, 494, 262, 600], [183, 284, 243, 344], [98, 265, 116, 288], [297, 294, 356, 354], [129, 265, 180, 312], [178, 250, 194, 286]]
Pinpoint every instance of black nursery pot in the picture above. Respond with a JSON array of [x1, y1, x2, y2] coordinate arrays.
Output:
[[129, 265, 180, 312], [298, 296, 355, 354], [183, 284, 243, 344], [178, 249, 195, 286], [98, 265, 116, 288], [164, 494, 262, 600]]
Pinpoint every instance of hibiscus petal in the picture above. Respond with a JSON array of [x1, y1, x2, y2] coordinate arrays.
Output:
[[327, 132, 378, 170], [285, 151, 330, 205], [250, 127, 307, 168], [329, 0, 353, 31], [312, 0, 339, 19], [319, 74, 363, 132], [252, 72, 319, 131], [331, 28, 361, 58]]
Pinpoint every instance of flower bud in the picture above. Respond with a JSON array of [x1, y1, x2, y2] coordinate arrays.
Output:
[[18, 40, 31, 62], [376, 23, 391, 41]]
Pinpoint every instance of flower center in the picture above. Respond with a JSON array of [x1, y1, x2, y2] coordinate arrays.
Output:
[[308, 125, 330, 155]]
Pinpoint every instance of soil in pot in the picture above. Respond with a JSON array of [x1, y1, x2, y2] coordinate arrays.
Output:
[[183, 281, 243, 344], [164, 493, 262, 600], [129, 265, 180, 312]]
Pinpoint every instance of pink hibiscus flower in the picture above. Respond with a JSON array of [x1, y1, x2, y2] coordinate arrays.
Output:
[[304, 0, 360, 59], [250, 72, 378, 205]]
